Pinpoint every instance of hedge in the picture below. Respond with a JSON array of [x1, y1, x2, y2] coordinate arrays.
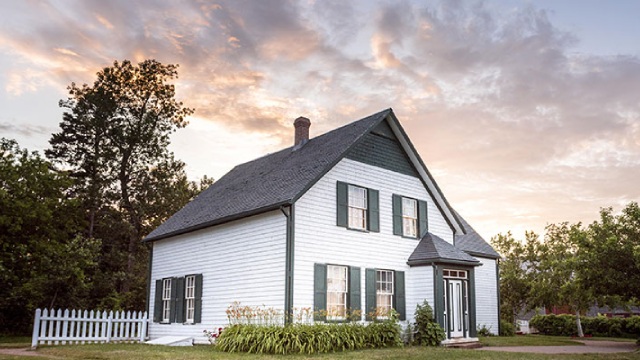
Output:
[[215, 321, 402, 354], [530, 314, 640, 338]]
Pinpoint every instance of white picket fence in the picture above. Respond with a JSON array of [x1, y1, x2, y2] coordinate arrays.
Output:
[[31, 308, 149, 349]]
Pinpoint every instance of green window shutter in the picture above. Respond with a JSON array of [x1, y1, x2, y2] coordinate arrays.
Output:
[[349, 266, 361, 319], [194, 274, 203, 324], [434, 267, 445, 329], [365, 268, 376, 321], [169, 277, 177, 323], [153, 279, 162, 323], [418, 200, 428, 238], [336, 182, 348, 227], [175, 277, 185, 323], [368, 188, 379, 232], [394, 271, 406, 321], [392, 194, 402, 235], [314, 263, 327, 321], [468, 269, 477, 337]]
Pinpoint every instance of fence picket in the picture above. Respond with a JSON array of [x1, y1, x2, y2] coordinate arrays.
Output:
[[61, 309, 69, 345], [46, 309, 54, 345], [69, 310, 77, 344]]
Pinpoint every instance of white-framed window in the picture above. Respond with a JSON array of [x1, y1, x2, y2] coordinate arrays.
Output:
[[327, 265, 348, 320], [162, 278, 171, 323], [348, 185, 367, 230], [443, 269, 467, 279], [402, 197, 417, 237], [376, 270, 394, 317], [185, 275, 195, 323]]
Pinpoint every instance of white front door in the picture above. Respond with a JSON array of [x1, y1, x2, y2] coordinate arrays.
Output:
[[447, 279, 464, 338]]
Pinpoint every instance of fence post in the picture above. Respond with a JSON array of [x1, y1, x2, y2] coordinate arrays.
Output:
[[31, 308, 41, 350]]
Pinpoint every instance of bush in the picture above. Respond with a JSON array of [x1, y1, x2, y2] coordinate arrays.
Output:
[[477, 324, 493, 337], [413, 300, 445, 346], [215, 321, 402, 354], [499, 320, 515, 336], [531, 314, 640, 338]]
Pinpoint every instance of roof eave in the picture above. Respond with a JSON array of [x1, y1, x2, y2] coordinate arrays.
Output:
[[407, 258, 482, 267], [142, 200, 292, 242], [462, 250, 501, 260]]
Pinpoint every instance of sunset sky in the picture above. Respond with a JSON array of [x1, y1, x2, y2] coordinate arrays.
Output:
[[1, 0, 639, 241]]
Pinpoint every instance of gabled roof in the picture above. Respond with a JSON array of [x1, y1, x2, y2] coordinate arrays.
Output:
[[144, 108, 465, 242], [408, 232, 481, 266], [454, 212, 500, 259]]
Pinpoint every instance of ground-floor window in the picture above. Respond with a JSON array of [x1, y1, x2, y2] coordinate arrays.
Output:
[[327, 265, 348, 320], [162, 278, 171, 323], [185, 275, 195, 323], [376, 269, 394, 316]]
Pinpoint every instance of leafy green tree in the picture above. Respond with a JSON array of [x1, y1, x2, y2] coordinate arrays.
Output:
[[47, 59, 195, 308], [580, 203, 640, 304], [491, 231, 535, 324], [527, 222, 593, 337], [0, 138, 98, 334]]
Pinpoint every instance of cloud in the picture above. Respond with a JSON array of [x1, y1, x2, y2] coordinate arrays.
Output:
[[0, 0, 639, 239], [0, 122, 51, 137]]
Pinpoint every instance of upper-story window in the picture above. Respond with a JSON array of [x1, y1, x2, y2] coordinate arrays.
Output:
[[393, 194, 427, 238], [402, 198, 417, 237], [337, 181, 379, 232], [348, 185, 367, 230]]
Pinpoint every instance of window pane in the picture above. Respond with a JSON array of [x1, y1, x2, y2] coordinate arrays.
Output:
[[402, 198, 417, 218]]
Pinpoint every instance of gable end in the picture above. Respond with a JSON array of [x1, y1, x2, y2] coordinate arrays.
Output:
[[346, 123, 420, 178]]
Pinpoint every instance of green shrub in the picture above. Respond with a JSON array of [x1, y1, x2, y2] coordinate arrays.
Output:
[[531, 314, 640, 338], [413, 300, 445, 346], [477, 324, 493, 337], [215, 321, 401, 354], [499, 320, 515, 336]]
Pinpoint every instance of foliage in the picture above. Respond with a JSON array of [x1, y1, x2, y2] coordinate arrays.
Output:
[[215, 321, 402, 354], [491, 231, 535, 324], [579, 203, 640, 303], [493, 202, 640, 339], [477, 324, 494, 337], [45, 59, 206, 311], [499, 320, 515, 336], [0, 139, 99, 334], [413, 300, 445, 346], [530, 314, 640, 338]]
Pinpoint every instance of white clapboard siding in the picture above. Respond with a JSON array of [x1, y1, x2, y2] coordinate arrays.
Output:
[[294, 158, 452, 320], [31, 308, 148, 349], [474, 257, 499, 334], [406, 266, 434, 323], [149, 210, 286, 343]]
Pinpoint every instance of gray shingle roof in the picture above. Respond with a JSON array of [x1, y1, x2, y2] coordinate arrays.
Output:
[[408, 232, 481, 266], [144, 109, 391, 241], [454, 212, 500, 259]]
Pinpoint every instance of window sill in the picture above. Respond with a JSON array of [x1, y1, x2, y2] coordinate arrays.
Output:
[[346, 227, 369, 233]]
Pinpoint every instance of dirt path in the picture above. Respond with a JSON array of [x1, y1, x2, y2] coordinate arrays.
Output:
[[477, 340, 638, 354], [0, 347, 44, 358]]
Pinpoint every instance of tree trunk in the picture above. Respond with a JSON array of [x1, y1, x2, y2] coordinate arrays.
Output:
[[575, 310, 584, 337]]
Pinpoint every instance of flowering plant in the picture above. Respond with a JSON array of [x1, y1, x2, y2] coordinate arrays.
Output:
[[203, 327, 224, 344]]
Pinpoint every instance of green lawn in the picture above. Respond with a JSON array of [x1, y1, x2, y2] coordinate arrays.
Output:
[[480, 335, 584, 347], [0, 337, 30, 349], [0, 343, 638, 360]]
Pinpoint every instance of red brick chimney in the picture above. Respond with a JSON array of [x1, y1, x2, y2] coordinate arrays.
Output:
[[293, 116, 311, 147]]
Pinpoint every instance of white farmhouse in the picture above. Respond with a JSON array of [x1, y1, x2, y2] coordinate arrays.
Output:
[[144, 109, 500, 345]]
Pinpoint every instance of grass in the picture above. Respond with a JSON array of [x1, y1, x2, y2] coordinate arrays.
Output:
[[480, 335, 584, 347], [0, 337, 31, 349], [0, 343, 638, 360]]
